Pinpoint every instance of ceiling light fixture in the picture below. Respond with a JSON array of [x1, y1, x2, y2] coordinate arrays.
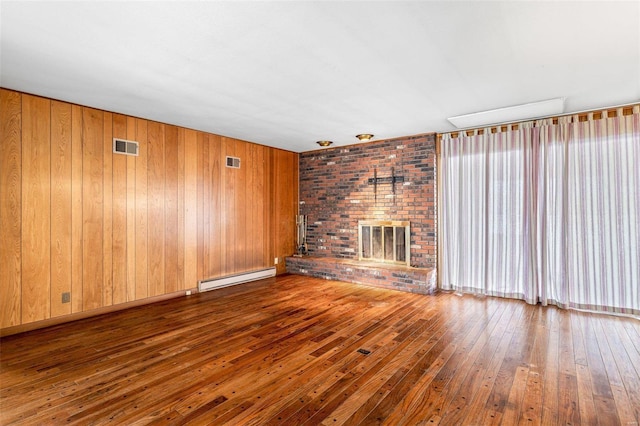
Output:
[[316, 140, 333, 147], [356, 134, 374, 142], [447, 98, 565, 129]]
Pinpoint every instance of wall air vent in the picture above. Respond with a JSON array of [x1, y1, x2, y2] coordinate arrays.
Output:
[[113, 138, 139, 156], [226, 156, 240, 169]]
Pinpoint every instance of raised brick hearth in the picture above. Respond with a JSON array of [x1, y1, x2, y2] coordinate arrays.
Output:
[[286, 256, 436, 294]]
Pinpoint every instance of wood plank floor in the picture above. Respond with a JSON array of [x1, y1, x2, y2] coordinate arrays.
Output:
[[1, 274, 639, 425]]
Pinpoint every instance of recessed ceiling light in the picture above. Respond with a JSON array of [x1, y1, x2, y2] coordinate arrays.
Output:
[[356, 134, 374, 142], [316, 140, 333, 147], [447, 98, 565, 129]]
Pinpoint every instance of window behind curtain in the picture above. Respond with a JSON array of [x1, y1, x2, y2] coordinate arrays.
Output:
[[441, 106, 639, 316]]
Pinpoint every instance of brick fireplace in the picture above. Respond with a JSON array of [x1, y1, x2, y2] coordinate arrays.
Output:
[[286, 133, 437, 294]]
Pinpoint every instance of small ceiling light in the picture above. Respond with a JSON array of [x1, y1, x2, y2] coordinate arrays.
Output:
[[356, 134, 374, 142], [316, 140, 333, 147]]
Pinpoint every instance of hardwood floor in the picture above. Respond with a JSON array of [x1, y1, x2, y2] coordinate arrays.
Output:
[[1, 274, 639, 425]]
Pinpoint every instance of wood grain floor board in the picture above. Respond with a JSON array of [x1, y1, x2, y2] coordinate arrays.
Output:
[[356, 298, 484, 425], [388, 299, 507, 425], [601, 318, 640, 423], [240, 298, 451, 425], [337, 299, 480, 425], [435, 299, 520, 425], [453, 301, 529, 425], [1, 275, 639, 425]]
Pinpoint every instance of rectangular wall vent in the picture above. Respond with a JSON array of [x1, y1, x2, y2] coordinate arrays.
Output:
[[226, 156, 240, 168], [113, 138, 139, 156]]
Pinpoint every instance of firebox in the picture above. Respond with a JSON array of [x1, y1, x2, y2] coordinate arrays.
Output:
[[358, 220, 410, 266]]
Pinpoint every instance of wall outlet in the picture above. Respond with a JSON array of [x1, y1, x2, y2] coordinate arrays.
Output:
[[62, 292, 71, 303], [274, 257, 279, 265], [185, 290, 192, 296]]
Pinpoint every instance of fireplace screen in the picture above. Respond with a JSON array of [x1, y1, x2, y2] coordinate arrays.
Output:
[[358, 220, 410, 266]]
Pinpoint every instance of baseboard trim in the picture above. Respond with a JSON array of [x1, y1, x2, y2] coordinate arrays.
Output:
[[0, 288, 198, 338]]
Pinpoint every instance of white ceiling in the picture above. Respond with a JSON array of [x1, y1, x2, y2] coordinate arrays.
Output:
[[1, 1, 639, 153]]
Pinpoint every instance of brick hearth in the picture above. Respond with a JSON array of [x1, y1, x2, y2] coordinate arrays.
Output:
[[285, 256, 436, 295]]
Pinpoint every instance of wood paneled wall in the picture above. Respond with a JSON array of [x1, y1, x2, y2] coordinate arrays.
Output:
[[0, 89, 298, 329]]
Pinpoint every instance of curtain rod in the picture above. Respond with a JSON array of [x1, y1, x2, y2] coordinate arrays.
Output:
[[439, 102, 640, 140]]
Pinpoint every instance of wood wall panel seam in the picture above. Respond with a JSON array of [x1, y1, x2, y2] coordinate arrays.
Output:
[[125, 116, 136, 302], [70, 104, 83, 313], [111, 114, 127, 305], [177, 127, 186, 290], [0, 89, 23, 327], [134, 117, 148, 300], [21, 94, 51, 323], [82, 107, 105, 311], [50, 100, 72, 318], [102, 111, 113, 307]]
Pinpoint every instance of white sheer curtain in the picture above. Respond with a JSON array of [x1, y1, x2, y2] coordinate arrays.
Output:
[[440, 106, 639, 316]]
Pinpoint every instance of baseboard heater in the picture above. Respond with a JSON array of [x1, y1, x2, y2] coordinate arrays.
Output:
[[198, 267, 276, 292]]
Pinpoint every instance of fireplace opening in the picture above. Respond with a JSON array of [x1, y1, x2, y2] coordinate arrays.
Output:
[[358, 220, 410, 266]]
